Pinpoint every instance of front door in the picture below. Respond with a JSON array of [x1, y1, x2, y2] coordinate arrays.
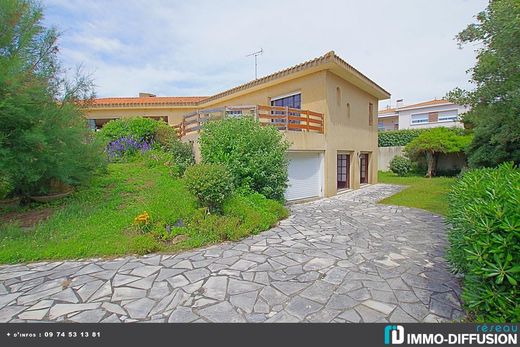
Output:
[[337, 154, 350, 189], [360, 153, 369, 184]]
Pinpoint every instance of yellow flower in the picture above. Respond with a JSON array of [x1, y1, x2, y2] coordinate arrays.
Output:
[[134, 211, 150, 224]]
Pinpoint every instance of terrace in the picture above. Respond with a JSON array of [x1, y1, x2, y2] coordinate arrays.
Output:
[[173, 105, 324, 138]]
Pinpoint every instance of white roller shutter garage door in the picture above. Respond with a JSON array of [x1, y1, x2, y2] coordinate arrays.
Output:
[[285, 152, 323, 201]]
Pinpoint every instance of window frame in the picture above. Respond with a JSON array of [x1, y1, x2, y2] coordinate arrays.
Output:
[[410, 113, 429, 125]]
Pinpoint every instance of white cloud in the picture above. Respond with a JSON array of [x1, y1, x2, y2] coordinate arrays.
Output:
[[43, 0, 487, 105]]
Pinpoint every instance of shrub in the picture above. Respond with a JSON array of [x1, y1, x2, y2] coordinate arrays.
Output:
[[447, 163, 520, 322], [223, 192, 289, 238], [99, 117, 160, 143], [187, 211, 241, 242], [389, 155, 412, 176], [184, 164, 234, 212], [154, 122, 178, 148], [199, 117, 290, 201], [105, 136, 152, 161], [378, 129, 428, 147], [168, 139, 195, 174], [187, 193, 288, 241], [0, 175, 14, 199], [405, 128, 472, 177]]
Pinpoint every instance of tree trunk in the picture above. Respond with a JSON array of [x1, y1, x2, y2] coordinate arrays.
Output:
[[426, 151, 437, 178]]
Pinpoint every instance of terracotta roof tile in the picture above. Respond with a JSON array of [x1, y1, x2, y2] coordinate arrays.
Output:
[[398, 99, 452, 110], [91, 96, 207, 106], [378, 107, 397, 115]]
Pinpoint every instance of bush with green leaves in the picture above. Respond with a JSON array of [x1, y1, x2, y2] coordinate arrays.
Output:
[[0, 175, 14, 200], [154, 122, 178, 148], [405, 127, 472, 177], [183, 164, 234, 212], [168, 139, 195, 174], [447, 163, 520, 322], [186, 192, 288, 242], [223, 192, 289, 238], [389, 155, 412, 176], [378, 129, 429, 147], [199, 117, 290, 201], [98, 117, 161, 143]]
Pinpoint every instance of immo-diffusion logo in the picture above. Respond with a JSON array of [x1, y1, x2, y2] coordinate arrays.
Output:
[[385, 325, 405, 345]]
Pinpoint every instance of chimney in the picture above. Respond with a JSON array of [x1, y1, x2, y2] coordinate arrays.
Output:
[[396, 99, 404, 109], [139, 92, 156, 98]]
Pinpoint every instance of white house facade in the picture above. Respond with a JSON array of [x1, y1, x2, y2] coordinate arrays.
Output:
[[378, 99, 469, 131]]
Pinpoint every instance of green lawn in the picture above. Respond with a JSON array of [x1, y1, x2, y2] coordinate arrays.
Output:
[[378, 171, 456, 216], [0, 159, 287, 264]]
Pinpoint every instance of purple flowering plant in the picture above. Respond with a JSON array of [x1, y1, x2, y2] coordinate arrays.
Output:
[[106, 136, 153, 161]]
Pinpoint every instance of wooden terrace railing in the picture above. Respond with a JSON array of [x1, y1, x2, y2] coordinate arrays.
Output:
[[173, 105, 324, 138]]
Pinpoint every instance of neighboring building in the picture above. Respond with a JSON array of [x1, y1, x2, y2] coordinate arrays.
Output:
[[378, 99, 468, 131], [84, 51, 390, 201], [377, 107, 399, 131]]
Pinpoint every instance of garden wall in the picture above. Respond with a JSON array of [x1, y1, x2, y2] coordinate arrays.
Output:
[[378, 146, 467, 172], [378, 146, 405, 171]]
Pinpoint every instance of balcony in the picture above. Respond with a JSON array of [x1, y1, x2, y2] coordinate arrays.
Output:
[[173, 105, 324, 138]]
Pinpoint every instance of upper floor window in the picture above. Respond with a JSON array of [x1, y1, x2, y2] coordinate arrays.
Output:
[[368, 103, 374, 126], [336, 87, 341, 106], [438, 110, 459, 122], [346, 102, 351, 118], [411, 113, 429, 124], [270, 92, 301, 109], [270, 92, 301, 129]]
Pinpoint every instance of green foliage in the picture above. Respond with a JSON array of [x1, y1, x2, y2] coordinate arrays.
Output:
[[186, 211, 241, 242], [99, 118, 193, 172], [168, 139, 195, 175], [378, 129, 428, 147], [0, 159, 197, 263], [447, 0, 520, 167], [0, 175, 14, 199], [389, 155, 412, 176], [447, 163, 520, 322], [98, 117, 160, 143], [154, 122, 178, 148], [199, 117, 290, 201], [223, 193, 289, 236], [186, 192, 288, 242], [0, 157, 288, 263], [183, 163, 234, 212], [405, 128, 472, 177], [0, 0, 105, 196]]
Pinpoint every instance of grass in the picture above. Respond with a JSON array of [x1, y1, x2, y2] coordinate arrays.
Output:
[[378, 171, 456, 216], [0, 158, 287, 264]]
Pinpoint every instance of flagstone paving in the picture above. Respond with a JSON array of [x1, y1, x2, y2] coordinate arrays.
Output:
[[0, 184, 464, 323]]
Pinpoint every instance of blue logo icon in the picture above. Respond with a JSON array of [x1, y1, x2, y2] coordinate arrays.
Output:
[[385, 325, 405, 345]]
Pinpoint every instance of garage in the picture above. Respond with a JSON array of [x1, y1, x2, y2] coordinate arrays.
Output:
[[285, 152, 323, 201]]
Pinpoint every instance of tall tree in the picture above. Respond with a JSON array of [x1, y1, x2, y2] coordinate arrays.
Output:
[[447, 0, 520, 168], [0, 0, 104, 196]]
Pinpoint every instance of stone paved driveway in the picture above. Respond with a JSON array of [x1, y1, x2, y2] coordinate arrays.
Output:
[[0, 184, 463, 323]]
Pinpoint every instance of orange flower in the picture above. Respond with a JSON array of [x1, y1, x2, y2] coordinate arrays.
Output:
[[134, 211, 150, 224]]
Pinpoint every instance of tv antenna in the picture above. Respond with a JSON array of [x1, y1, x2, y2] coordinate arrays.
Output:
[[246, 48, 263, 79]]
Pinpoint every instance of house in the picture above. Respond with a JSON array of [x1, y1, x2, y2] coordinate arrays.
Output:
[[84, 51, 390, 201], [378, 99, 468, 131], [378, 107, 399, 131]]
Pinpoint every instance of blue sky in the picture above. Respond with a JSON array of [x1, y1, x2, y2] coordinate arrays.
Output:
[[44, 0, 488, 107]]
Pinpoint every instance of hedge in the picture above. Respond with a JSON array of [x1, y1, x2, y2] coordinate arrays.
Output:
[[378, 129, 429, 147], [447, 163, 520, 322]]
